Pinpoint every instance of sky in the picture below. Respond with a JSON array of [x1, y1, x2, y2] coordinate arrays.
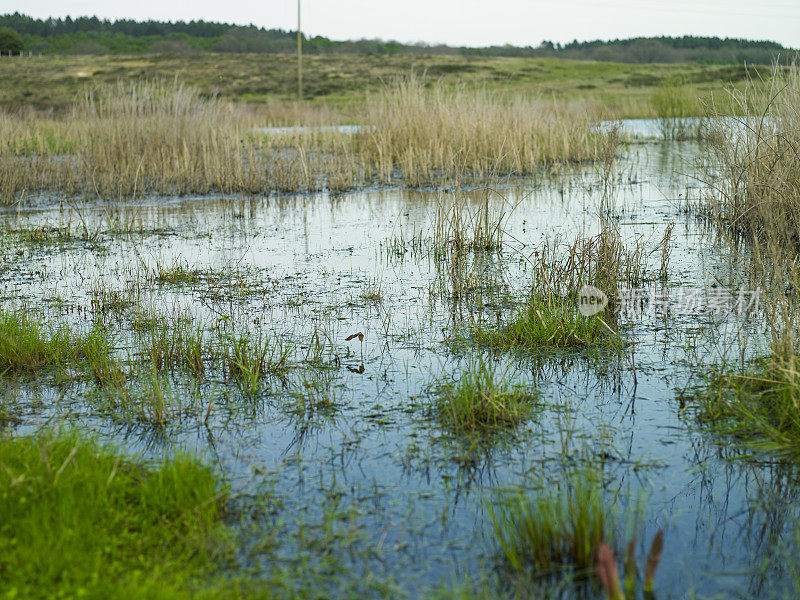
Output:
[[5, 0, 800, 48]]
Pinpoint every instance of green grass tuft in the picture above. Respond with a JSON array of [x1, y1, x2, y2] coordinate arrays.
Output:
[[221, 333, 290, 397], [0, 431, 232, 599], [488, 468, 611, 574], [433, 360, 538, 433], [690, 351, 800, 455], [0, 309, 129, 391], [0, 310, 76, 373], [153, 258, 205, 286], [477, 296, 618, 351]]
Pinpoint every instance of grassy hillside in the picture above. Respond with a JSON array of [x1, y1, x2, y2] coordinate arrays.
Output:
[[0, 52, 765, 117]]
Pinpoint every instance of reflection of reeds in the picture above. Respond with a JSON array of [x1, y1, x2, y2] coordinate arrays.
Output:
[[0, 76, 616, 201]]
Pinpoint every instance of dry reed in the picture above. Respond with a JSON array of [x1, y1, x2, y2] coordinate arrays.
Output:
[[0, 76, 616, 202], [692, 63, 800, 454], [700, 64, 800, 247], [355, 76, 609, 186]]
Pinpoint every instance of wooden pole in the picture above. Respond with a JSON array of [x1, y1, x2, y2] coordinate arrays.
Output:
[[297, 0, 303, 100]]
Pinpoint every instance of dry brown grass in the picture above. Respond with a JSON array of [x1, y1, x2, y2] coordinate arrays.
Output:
[[0, 76, 616, 202], [355, 76, 607, 186], [0, 80, 361, 199], [701, 64, 800, 246]]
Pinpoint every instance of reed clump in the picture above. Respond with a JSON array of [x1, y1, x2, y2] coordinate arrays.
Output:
[[433, 186, 508, 253], [535, 225, 647, 308], [0, 79, 351, 200], [356, 76, 610, 186], [478, 224, 644, 351], [651, 77, 705, 140], [489, 468, 665, 597], [700, 64, 800, 245], [692, 351, 800, 455], [0, 76, 616, 202], [140, 320, 206, 379], [74, 79, 254, 196], [691, 64, 800, 455]]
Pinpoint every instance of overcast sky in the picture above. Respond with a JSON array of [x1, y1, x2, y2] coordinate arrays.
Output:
[[6, 0, 800, 48]]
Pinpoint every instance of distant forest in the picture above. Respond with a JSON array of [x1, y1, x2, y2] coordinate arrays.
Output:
[[0, 12, 794, 64]]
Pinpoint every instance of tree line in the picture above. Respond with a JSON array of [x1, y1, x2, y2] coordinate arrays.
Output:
[[0, 12, 794, 64]]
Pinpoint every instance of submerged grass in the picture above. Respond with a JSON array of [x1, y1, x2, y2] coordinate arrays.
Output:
[[0, 431, 232, 599], [0, 304, 295, 420], [141, 320, 207, 379], [433, 360, 538, 433], [433, 185, 509, 253]]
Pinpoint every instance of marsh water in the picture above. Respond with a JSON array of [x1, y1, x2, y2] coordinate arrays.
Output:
[[2, 131, 796, 598]]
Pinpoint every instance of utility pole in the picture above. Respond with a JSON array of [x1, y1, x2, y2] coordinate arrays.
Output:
[[297, 0, 303, 100]]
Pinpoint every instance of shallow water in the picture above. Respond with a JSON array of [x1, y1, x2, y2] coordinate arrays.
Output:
[[258, 124, 363, 135], [598, 115, 775, 141], [1, 139, 796, 598]]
